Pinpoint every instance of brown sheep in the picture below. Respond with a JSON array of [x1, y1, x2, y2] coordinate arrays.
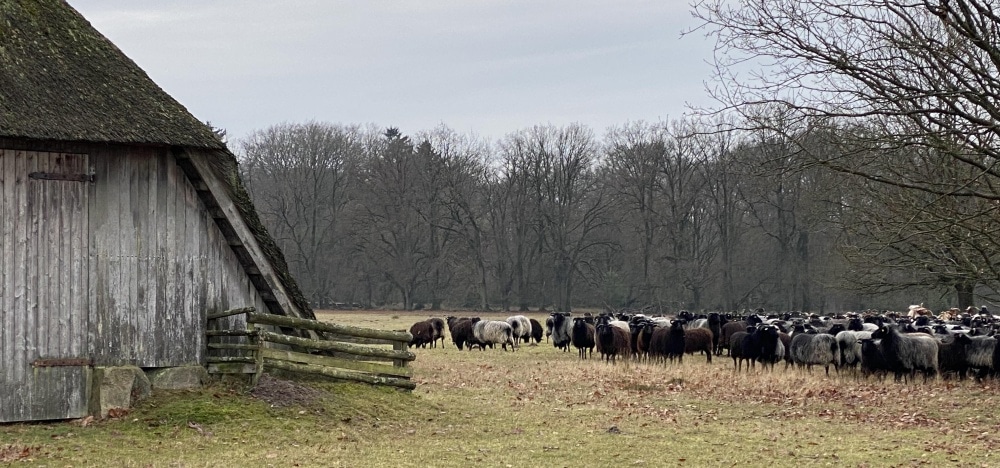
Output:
[[684, 327, 714, 363], [408, 320, 435, 348], [596, 322, 631, 364], [720, 321, 748, 355]]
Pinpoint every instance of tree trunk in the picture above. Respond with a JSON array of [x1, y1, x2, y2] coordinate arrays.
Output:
[[797, 231, 811, 312], [956, 282, 975, 310], [472, 252, 490, 311]]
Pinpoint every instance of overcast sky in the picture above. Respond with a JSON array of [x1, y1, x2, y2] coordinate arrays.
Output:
[[67, 1, 718, 144]]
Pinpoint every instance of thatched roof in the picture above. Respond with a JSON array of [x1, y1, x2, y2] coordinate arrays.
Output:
[[0, 1, 313, 319]]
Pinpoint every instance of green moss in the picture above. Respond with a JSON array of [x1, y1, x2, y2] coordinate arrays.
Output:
[[132, 388, 264, 425]]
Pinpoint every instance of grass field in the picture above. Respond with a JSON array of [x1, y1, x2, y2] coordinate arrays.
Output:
[[3, 309, 1000, 466]]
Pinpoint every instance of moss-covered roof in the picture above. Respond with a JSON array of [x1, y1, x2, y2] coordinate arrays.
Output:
[[0, 1, 313, 319], [0, 0, 223, 148]]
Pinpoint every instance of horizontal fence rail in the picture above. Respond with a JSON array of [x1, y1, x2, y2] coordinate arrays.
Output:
[[205, 307, 415, 390]]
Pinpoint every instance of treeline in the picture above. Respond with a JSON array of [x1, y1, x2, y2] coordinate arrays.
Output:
[[236, 118, 994, 313]]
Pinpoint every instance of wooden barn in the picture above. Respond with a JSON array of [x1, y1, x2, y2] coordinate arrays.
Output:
[[0, 1, 315, 422]]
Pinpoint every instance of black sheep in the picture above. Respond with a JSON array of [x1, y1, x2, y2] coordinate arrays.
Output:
[[756, 325, 783, 370], [662, 320, 687, 364], [825, 323, 846, 336], [729, 330, 750, 371], [529, 318, 544, 343], [860, 338, 889, 381], [738, 326, 762, 372], [446, 316, 481, 350], [708, 313, 725, 355], [937, 335, 970, 380], [635, 321, 657, 362], [720, 320, 748, 355], [629, 322, 644, 360], [571, 317, 596, 359]]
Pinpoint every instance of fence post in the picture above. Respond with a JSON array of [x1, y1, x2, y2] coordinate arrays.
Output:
[[392, 340, 407, 368], [248, 314, 264, 386]]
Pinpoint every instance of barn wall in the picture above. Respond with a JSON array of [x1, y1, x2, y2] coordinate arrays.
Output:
[[88, 145, 266, 367]]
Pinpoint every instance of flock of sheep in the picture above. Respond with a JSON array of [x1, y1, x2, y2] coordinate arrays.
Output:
[[407, 306, 1000, 383]]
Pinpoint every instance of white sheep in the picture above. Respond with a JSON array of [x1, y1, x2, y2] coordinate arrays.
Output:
[[505, 315, 532, 348], [474, 320, 515, 351]]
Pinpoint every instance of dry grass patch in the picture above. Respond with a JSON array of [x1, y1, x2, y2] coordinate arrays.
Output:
[[2, 309, 1000, 466]]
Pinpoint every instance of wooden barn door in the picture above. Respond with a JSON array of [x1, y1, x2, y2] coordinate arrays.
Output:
[[0, 149, 91, 422]]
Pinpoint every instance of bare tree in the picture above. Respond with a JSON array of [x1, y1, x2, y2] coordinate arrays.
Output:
[[605, 122, 669, 305], [536, 125, 614, 312], [417, 126, 494, 311], [693, 0, 1000, 306], [690, 118, 746, 310], [494, 131, 547, 311], [660, 120, 719, 309], [838, 144, 1000, 308], [239, 121, 363, 307], [354, 128, 427, 310]]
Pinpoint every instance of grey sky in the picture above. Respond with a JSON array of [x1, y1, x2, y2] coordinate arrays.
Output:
[[67, 1, 717, 144]]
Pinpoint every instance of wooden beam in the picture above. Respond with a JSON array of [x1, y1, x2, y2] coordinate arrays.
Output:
[[206, 306, 255, 321], [260, 348, 412, 378], [206, 329, 256, 337], [264, 359, 415, 390], [179, 150, 309, 320], [248, 312, 412, 343], [207, 343, 259, 351], [257, 330, 415, 362], [206, 356, 256, 364]]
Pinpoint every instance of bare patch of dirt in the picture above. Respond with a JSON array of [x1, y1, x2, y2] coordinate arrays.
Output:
[[250, 374, 325, 408]]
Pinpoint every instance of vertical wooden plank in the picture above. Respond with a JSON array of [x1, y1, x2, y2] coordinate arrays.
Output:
[[187, 166, 201, 364], [78, 153, 91, 359], [47, 153, 60, 355], [104, 151, 126, 363], [7, 148, 26, 422], [123, 153, 138, 362], [0, 149, 10, 418], [13, 150, 28, 407], [58, 153, 69, 356], [15, 151, 29, 382], [66, 152, 79, 357], [130, 152, 147, 361], [2, 149, 17, 402], [66, 152, 87, 358], [88, 150, 106, 362], [152, 153, 167, 363], [165, 152, 179, 364], [34, 152, 49, 357]]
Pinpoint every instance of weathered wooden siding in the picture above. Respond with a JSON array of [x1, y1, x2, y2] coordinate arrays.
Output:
[[89, 146, 266, 367], [0, 149, 90, 422]]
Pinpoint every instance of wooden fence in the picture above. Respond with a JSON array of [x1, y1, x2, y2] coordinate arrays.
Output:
[[205, 308, 416, 390]]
